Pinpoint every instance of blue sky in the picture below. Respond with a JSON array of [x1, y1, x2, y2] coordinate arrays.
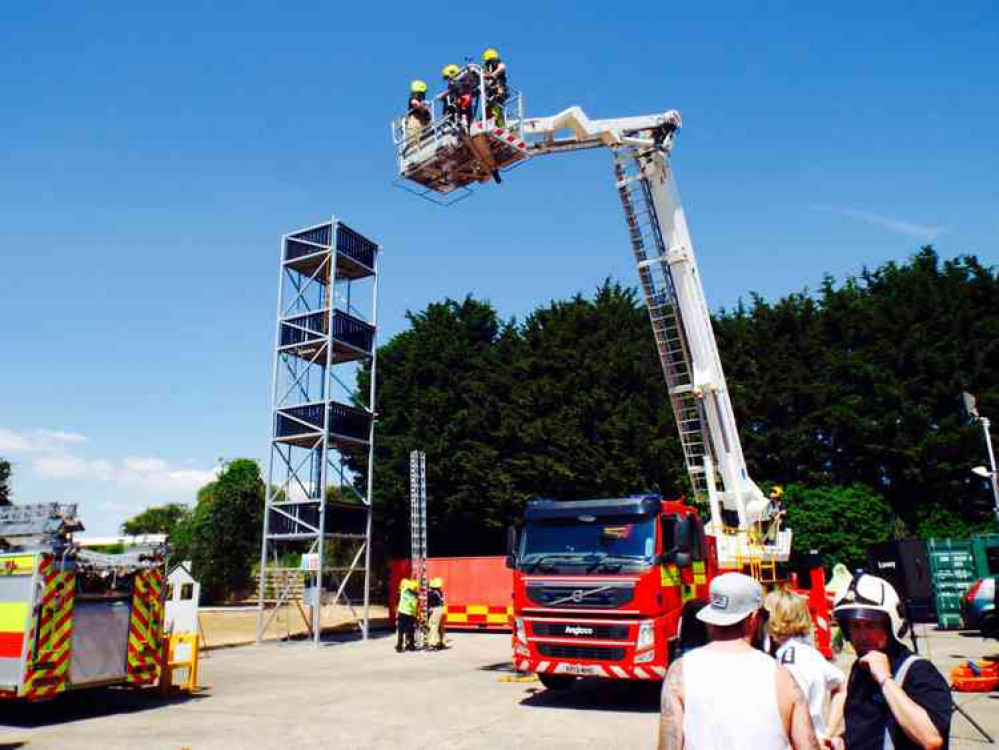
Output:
[[1, 3, 996, 535]]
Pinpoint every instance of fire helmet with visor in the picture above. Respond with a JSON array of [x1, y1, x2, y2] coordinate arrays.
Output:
[[833, 572, 908, 642]]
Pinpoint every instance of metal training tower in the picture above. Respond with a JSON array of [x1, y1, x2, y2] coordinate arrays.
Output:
[[256, 218, 380, 646]]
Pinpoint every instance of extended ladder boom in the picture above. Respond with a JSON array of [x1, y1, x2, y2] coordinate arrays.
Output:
[[393, 94, 791, 564]]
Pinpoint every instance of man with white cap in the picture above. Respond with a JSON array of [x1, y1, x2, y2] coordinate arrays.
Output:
[[658, 572, 820, 750], [826, 573, 950, 750]]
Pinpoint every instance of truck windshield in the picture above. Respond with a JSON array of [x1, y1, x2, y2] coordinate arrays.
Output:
[[519, 514, 655, 570]]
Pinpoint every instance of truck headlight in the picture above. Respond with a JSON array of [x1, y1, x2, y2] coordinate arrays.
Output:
[[515, 617, 527, 644], [636, 620, 655, 652]]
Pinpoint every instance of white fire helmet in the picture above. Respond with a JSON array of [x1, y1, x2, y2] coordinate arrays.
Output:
[[833, 573, 909, 643]]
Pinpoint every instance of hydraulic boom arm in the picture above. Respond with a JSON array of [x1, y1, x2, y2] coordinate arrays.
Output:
[[393, 96, 791, 564]]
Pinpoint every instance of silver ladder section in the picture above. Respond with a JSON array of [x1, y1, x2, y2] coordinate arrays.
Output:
[[614, 150, 715, 502], [409, 450, 428, 618]]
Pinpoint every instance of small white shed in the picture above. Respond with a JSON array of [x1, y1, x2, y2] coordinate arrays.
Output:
[[164, 561, 201, 647]]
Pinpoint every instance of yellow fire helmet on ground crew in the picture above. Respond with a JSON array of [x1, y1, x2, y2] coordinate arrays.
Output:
[[482, 48, 499, 62], [442, 64, 460, 80], [769, 485, 784, 500], [430, 577, 443, 589], [411, 80, 428, 93]]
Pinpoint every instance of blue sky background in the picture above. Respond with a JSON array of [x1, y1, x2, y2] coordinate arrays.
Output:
[[1, 3, 996, 535]]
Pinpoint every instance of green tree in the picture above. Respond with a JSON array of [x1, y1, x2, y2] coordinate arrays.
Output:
[[362, 247, 997, 564], [121, 503, 188, 536], [362, 284, 685, 558], [0, 459, 11, 506], [718, 248, 999, 538], [783, 483, 896, 569], [174, 459, 265, 602]]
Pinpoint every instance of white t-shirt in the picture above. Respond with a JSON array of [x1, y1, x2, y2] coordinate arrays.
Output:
[[774, 636, 845, 738], [681, 644, 790, 750]]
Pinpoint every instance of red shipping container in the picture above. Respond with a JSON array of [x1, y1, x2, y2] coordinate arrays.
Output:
[[388, 556, 512, 631]]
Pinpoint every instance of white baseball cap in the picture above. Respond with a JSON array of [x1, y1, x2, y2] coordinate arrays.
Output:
[[697, 572, 764, 627]]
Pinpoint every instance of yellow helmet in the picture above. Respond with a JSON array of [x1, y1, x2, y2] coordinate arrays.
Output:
[[442, 64, 460, 79], [482, 48, 499, 62], [430, 577, 443, 589], [770, 485, 784, 500], [410, 80, 427, 93], [404, 579, 419, 591]]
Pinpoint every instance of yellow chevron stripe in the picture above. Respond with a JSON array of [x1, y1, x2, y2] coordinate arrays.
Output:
[[466, 605, 489, 615], [447, 614, 469, 623]]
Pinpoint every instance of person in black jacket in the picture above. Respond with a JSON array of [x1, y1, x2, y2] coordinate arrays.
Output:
[[826, 573, 951, 750], [481, 48, 508, 127], [427, 577, 447, 650]]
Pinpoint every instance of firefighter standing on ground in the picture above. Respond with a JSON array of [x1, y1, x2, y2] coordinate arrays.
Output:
[[825, 574, 951, 750], [427, 577, 447, 650], [395, 578, 419, 652]]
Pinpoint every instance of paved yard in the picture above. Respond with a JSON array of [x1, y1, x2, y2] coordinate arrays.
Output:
[[0, 627, 996, 749]]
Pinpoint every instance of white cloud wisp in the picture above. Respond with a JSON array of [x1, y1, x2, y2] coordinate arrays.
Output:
[[812, 205, 948, 241]]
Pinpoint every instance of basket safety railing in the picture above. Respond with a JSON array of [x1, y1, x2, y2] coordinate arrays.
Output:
[[392, 64, 525, 169]]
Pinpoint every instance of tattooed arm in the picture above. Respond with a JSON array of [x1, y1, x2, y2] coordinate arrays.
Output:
[[657, 658, 684, 750]]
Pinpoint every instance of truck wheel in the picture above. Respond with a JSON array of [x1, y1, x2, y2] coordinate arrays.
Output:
[[538, 673, 577, 691]]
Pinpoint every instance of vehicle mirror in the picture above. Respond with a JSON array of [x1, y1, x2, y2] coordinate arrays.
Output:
[[675, 517, 694, 553], [504, 554, 516, 570], [506, 525, 518, 556], [660, 517, 695, 565]]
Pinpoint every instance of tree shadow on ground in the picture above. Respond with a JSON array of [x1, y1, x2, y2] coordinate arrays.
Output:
[[520, 678, 661, 714]]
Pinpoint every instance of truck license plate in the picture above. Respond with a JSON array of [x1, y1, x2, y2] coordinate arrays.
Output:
[[554, 663, 602, 676]]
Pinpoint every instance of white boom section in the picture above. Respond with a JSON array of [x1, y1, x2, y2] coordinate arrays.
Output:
[[521, 108, 790, 563]]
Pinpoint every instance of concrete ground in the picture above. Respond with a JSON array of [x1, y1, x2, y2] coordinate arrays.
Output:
[[0, 626, 997, 749], [198, 604, 390, 648]]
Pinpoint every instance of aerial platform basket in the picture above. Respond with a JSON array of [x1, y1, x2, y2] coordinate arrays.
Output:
[[392, 68, 529, 200]]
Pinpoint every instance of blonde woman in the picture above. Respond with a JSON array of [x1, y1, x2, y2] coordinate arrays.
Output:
[[768, 589, 846, 740]]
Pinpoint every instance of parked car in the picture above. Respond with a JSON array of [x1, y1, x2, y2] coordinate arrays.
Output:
[[961, 576, 999, 637]]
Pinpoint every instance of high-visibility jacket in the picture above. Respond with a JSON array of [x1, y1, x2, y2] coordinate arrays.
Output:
[[398, 588, 418, 617]]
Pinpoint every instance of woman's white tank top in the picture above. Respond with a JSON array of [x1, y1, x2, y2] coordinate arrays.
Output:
[[681, 644, 790, 750]]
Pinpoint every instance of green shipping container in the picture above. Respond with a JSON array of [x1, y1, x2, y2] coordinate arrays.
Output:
[[927, 538, 977, 630]]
